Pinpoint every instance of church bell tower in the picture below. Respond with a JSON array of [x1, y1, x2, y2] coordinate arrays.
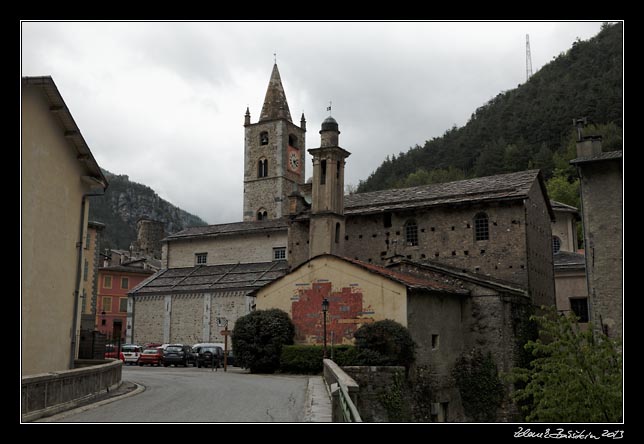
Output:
[[308, 116, 351, 257], [243, 64, 306, 221]]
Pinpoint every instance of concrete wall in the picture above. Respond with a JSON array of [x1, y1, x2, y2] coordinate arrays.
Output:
[[554, 269, 588, 318], [344, 202, 530, 286], [21, 84, 92, 375], [552, 211, 578, 252], [577, 159, 623, 338], [256, 256, 408, 344], [407, 290, 464, 375], [132, 291, 252, 346], [21, 359, 122, 422], [166, 230, 288, 268], [524, 180, 556, 308]]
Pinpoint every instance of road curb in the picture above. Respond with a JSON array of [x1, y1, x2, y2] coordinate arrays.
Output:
[[35, 381, 146, 422]]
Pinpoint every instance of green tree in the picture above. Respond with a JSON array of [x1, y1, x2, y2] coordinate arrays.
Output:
[[474, 140, 507, 177], [231, 309, 295, 373], [546, 175, 580, 209], [510, 306, 622, 422]]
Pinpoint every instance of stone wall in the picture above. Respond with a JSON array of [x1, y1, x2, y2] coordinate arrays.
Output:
[[578, 159, 622, 339], [131, 295, 164, 346], [287, 219, 310, 267], [166, 230, 288, 268], [21, 359, 122, 422], [524, 180, 556, 307], [341, 366, 409, 422], [344, 202, 530, 287]]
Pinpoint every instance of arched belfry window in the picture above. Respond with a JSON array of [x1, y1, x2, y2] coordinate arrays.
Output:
[[260, 132, 269, 146], [257, 209, 268, 221], [404, 220, 419, 246], [258, 158, 268, 178], [288, 134, 298, 148], [474, 213, 489, 241]]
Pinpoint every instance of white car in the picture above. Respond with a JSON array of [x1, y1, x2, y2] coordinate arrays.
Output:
[[122, 344, 142, 365]]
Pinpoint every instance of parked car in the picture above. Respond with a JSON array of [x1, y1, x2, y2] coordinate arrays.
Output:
[[104, 345, 125, 362], [197, 346, 224, 368], [190, 343, 223, 367], [138, 348, 164, 366], [122, 344, 142, 365], [163, 344, 192, 367], [225, 350, 235, 367]]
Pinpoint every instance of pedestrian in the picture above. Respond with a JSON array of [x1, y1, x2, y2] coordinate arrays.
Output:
[[211, 350, 219, 372]]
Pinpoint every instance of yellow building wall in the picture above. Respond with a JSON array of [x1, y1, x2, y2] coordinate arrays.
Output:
[[21, 85, 90, 375], [256, 256, 407, 344]]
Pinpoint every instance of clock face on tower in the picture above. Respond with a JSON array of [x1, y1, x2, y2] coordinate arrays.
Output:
[[288, 147, 300, 173]]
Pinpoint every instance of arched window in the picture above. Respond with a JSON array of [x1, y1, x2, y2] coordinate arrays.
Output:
[[474, 213, 489, 241], [257, 209, 268, 221], [552, 236, 561, 254], [405, 220, 418, 246], [260, 131, 269, 145], [258, 158, 268, 178], [288, 134, 298, 148]]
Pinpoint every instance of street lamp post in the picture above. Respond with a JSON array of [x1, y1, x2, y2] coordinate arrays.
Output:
[[322, 298, 329, 359]]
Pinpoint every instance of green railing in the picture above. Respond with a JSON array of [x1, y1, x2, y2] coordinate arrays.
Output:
[[334, 378, 362, 423], [323, 359, 362, 423]]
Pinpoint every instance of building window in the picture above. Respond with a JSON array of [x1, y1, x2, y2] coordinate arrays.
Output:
[[81, 288, 87, 313], [474, 212, 489, 241], [196, 253, 208, 265], [83, 259, 89, 281], [552, 236, 561, 254], [320, 159, 327, 185], [273, 247, 286, 260], [335, 223, 341, 244], [119, 298, 128, 313], [121, 277, 129, 289], [260, 131, 269, 145], [103, 275, 112, 289], [405, 220, 418, 246], [257, 209, 268, 221], [431, 334, 439, 350], [288, 134, 298, 148], [85, 231, 91, 249], [103, 296, 112, 313], [258, 158, 268, 178], [570, 298, 589, 323]]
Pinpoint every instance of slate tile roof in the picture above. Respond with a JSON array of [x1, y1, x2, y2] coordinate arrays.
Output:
[[553, 251, 586, 270], [570, 150, 622, 164], [129, 260, 289, 295], [164, 218, 288, 241], [344, 170, 543, 215]]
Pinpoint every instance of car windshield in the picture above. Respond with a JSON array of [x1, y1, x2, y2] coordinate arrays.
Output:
[[201, 347, 218, 353], [143, 349, 158, 354], [122, 346, 138, 352], [166, 346, 182, 352]]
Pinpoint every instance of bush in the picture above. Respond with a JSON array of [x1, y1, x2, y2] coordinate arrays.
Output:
[[353, 320, 416, 368], [280, 345, 362, 373], [231, 309, 295, 373]]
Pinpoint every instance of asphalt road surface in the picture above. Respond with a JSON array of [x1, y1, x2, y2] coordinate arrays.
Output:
[[53, 365, 309, 423]]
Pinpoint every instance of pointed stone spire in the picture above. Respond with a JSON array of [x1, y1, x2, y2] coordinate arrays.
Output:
[[300, 112, 306, 131], [259, 64, 292, 123], [244, 107, 251, 126]]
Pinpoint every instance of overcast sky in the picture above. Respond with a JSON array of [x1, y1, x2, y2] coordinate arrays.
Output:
[[21, 21, 605, 225]]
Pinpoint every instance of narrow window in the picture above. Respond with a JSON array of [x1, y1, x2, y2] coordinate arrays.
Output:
[[83, 259, 89, 281], [195, 253, 208, 265], [258, 158, 268, 178], [85, 231, 91, 249], [405, 220, 418, 246], [103, 275, 112, 289], [474, 212, 489, 241], [552, 236, 561, 254], [257, 211, 263, 221], [119, 297, 128, 313], [121, 277, 129, 289], [432, 334, 439, 349], [320, 159, 327, 185], [288, 134, 297, 147], [337, 160, 340, 179], [383, 212, 392, 228], [335, 223, 340, 244], [570, 298, 589, 323], [260, 131, 268, 145], [273, 247, 286, 260], [103, 296, 112, 313]]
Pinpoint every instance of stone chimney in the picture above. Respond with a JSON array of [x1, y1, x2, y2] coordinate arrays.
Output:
[[574, 117, 603, 158]]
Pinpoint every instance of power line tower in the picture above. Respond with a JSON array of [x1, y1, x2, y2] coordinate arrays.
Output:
[[526, 34, 533, 81]]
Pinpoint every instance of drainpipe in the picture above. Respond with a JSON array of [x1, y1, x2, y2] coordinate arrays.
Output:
[[71, 177, 107, 368]]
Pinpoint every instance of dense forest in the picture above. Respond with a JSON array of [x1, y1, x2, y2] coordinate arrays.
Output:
[[89, 170, 207, 251], [357, 22, 623, 201]]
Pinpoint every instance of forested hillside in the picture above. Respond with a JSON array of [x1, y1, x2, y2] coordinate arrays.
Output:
[[357, 23, 622, 194]]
